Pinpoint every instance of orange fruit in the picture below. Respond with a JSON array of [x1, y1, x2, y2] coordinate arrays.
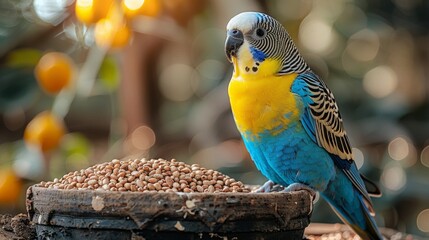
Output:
[[24, 111, 66, 152], [35, 52, 75, 94], [0, 169, 22, 204], [122, 0, 161, 19], [94, 18, 132, 49], [75, 0, 114, 24]]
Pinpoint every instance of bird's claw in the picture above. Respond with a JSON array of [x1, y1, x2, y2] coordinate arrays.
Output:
[[255, 180, 286, 192], [281, 183, 317, 200], [255, 180, 275, 192]]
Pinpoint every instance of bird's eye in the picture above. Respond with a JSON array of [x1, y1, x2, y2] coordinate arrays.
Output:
[[255, 28, 265, 37]]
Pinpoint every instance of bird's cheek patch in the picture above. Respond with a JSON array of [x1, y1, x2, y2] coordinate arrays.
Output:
[[250, 46, 266, 62]]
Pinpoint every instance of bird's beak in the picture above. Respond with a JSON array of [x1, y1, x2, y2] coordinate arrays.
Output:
[[225, 29, 244, 62]]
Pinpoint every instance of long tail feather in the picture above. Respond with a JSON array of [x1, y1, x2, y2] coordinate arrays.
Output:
[[322, 172, 383, 240]]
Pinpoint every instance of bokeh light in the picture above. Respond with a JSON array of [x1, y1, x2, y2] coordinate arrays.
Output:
[[124, 0, 145, 11], [420, 145, 429, 168], [130, 126, 156, 150], [299, 16, 336, 55], [159, 64, 199, 102], [381, 164, 406, 192], [346, 29, 380, 62], [363, 66, 398, 98], [417, 209, 429, 233], [352, 147, 364, 169], [33, 0, 71, 25], [388, 137, 409, 161]]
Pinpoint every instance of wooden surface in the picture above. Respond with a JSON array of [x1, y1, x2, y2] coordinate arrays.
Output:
[[27, 186, 312, 239], [1, 213, 421, 240]]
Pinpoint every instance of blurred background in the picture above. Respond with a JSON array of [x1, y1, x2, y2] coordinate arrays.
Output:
[[0, 0, 428, 237]]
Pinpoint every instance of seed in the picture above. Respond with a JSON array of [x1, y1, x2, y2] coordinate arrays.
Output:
[[148, 178, 157, 183], [87, 179, 97, 186], [165, 177, 173, 186], [102, 178, 109, 185], [153, 183, 161, 190], [136, 180, 144, 187], [38, 158, 250, 193], [172, 182, 180, 189], [129, 163, 137, 171], [153, 174, 163, 180]]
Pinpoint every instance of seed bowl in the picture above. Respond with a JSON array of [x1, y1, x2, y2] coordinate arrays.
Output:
[[26, 159, 312, 240]]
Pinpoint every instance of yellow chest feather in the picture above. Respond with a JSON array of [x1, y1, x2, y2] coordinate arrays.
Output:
[[228, 71, 300, 136]]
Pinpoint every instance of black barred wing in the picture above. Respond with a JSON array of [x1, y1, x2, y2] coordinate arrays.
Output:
[[291, 72, 353, 163], [291, 71, 379, 212]]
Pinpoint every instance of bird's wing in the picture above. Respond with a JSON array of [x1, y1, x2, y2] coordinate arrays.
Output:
[[291, 71, 377, 214], [291, 72, 352, 161]]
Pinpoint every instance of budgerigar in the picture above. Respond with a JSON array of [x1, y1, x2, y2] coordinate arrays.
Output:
[[225, 12, 383, 240]]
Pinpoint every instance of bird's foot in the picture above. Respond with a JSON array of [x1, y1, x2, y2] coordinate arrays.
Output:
[[255, 180, 275, 192], [255, 180, 285, 192], [281, 183, 317, 200]]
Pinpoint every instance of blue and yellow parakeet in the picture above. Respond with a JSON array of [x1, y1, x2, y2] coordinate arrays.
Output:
[[225, 12, 383, 240]]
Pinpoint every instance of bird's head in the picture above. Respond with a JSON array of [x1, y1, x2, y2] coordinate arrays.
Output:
[[225, 12, 308, 77]]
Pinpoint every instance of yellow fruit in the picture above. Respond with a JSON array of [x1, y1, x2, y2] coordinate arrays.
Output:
[[75, 0, 114, 24], [94, 18, 132, 49], [122, 0, 161, 19], [0, 169, 22, 204], [24, 111, 66, 152], [35, 52, 75, 94]]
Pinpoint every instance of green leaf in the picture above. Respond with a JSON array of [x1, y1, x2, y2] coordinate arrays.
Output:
[[99, 56, 119, 92], [62, 133, 91, 157], [5, 48, 42, 68]]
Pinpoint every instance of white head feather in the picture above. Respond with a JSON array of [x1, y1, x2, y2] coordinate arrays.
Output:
[[226, 12, 259, 33]]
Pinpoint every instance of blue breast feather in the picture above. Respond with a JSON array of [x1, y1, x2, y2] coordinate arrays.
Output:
[[241, 126, 336, 192]]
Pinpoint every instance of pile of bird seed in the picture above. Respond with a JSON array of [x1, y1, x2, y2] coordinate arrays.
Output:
[[39, 158, 251, 193]]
